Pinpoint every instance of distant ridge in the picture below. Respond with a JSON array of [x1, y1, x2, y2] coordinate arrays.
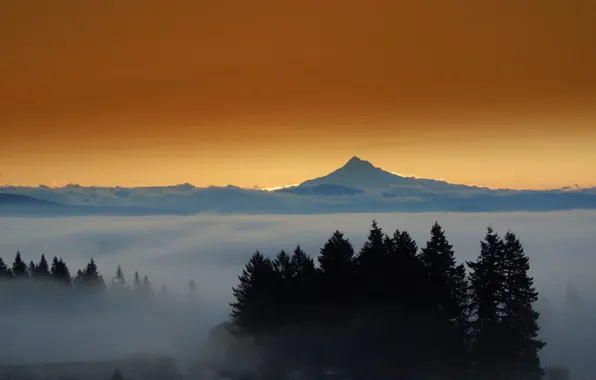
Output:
[[1, 157, 595, 215]]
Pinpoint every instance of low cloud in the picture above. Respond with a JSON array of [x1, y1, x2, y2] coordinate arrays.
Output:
[[0, 211, 595, 376]]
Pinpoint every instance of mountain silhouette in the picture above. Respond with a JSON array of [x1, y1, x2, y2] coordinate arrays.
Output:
[[299, 156, 487, 193]]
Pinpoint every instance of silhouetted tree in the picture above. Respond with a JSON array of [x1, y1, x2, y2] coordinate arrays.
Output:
[[419, 222, 469, 378], [76, 258, 106, 293], [112, 265, 127, 292], [133, 271, 142, 294], [468, 227, 507, 380], [50, 257, 71, 286], [231, 251, 277, 335], [11, 252, 27, 278], [500, 231, 545, 380], [0, 257, 11, 278], [317, 230, 355, 308], [35, 254, 50, 278], [142, 275, 154, 299], [27, 260, 37, 277]]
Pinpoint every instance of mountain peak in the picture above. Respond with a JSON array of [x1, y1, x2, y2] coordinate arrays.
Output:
[[342, 156, 375, 170]]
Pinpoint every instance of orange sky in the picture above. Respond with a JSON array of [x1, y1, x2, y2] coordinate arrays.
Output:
[[1, 0, 595, 190]]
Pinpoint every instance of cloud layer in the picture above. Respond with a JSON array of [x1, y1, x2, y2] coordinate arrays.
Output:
[[0, 211, 595, 376]]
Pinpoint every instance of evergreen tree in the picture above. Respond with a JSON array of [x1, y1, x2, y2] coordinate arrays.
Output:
[[11, 252, 27, 278], [36, 254, 50, 278], [78, 258, 106, 293], [418, 222, 469, 378], [112, 265, 127, 292], [290, 245, 317, 283], [142, 275, 154, 298], [0, 257, 11, 278], [133, 271, 142, 294], [467, 227, 507, 380], [28, 260, 37, 277], [230, 251, 277, 334], [50, 257, 71, 286], [501, 231, 545, 380], [317, 230, 355, 308]]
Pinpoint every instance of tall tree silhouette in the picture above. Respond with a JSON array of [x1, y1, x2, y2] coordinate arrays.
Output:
[[230, 251, 277, 335], [50, 257, 71, 286], [356, 220, 388, 302], [0, 257, 11, 278], [501, 231, 545, 380], [27, 260, 37, 277], [133, 271, 142, 295], [467, 227, 507, 380], [79, 258, 106, 293], [317, 230, 355, 309], [112, 265, 126, 287], [418, 222, 469, 378], [36, 254, 50, 278], [11, 252, 27, 278], [142, 275, 154, 299]]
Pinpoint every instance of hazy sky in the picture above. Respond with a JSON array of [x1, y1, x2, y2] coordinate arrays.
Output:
[[1, 0, 595, 189]]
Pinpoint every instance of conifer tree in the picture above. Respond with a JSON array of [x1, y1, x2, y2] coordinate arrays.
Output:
[[133, 271, 142, 294], [142, 275, 154, 298], [501, 231, 545, 380], [317, 230, 356, 309], [36, 254, 50, 278], [28, 260, 37, 277], [419, 222, 469, 379], [112, 265, 127, 292], [290, 245, 317, 283], [467, 227, 507, 379], [11, 252, 27, 278], [51, 257, 71, 286], [0, 257, 11, 278], [230, 251, 277, 334], [81, 258, 106, 293]]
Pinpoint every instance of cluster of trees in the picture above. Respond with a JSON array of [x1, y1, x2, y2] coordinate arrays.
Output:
[[229, 221, 545, 380], [0, 252, 198, 304]]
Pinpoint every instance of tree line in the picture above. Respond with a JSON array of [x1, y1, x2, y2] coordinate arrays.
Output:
[[0, 252, 198, 303], [228, 221, 545, 380]]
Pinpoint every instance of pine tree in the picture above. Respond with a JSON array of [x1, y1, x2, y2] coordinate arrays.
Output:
[[51, 257, 71, 287], [133, 271, 142, 294], [81, 258, 106, 293], [0, 257, 11, 278], [112, 265, 127, 292], [419, 222, 469, 379], [142, 275, 154, 298], [230, 251, 277, 334], [467, 227, 507, 379], [501, 231, 545, 380], [11, 252, 27, 278], [36, 254, 50, 278], [28, 260, 37, 277]]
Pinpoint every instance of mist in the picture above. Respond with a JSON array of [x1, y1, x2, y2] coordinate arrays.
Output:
[[1, 211, 595, 377]]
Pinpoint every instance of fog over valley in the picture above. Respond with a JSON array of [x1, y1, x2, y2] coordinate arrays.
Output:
[[0, 211, 595, 378]]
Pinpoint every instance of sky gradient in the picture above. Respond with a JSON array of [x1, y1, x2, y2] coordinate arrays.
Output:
[[1, 0, 595, 189]]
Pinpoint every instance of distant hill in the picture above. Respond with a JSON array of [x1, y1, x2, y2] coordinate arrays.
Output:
[[0, 192, 170, 217], [0, 193, 64, 207]]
